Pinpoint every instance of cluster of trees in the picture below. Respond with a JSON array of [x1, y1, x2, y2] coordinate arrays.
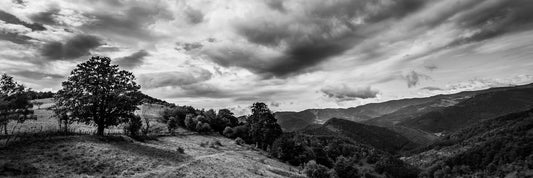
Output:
[[270, 133, 420, 178], [161, 106, 238, 134], [162, 102, 283, 151], [25, 90, 54, 100], [0, 74, 35, 134]]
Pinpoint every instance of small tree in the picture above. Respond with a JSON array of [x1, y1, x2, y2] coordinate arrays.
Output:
[[247, 102, 282, 150], [0, 74, 34, 134], [51, 104, 74, 134], [167, 116, 178, 134], [124, 115, 142, 137], [303, 160, 332, 178], [55, 56, 141, 135], [184, 114, 197, 131]]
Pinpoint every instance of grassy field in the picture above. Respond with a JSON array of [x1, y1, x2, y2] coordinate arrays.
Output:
[[0, 98, 304, 177], [0, 129, 304, 177], [4, 99, 167, 135]]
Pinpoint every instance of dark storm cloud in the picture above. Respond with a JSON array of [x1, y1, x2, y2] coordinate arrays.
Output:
[[424, 64, 438, 71], [176, 42, 203, 51], [184, 7, 204, 24], [0, 10, 45, 31], [81, 4, 172, 41], [30, 7, 60, 25], [114, 50, 149, 69], [404, 71, 430, 88], [449, 0, 533, 46], [40, 34, 102, 60], [205, 0, 428, 78], [321, 85, 379, 101], [420, 86, 442, 91], [138, 69, 212, 89], [11, 70, 63, 80], [265, 0, 286, 13], [0, 31, 32, 44]]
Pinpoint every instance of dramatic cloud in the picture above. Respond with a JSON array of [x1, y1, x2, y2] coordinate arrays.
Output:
[[449, 0, 533, 45], [114, 50, 149, 69], [2, 0, 533, 111], [176, 42, 203, 52], [184, 6, 204, 24], [203, 0, 428, 78], [40, 34, 102, 60], [0, 10, 45, 31], [29, 7, 60, 25], [80, 2, 172, 42], [11, 70, 63, 80], [138, 68, 212, 89], [404, 71, 430, 88], [321, 85, 379, 101]]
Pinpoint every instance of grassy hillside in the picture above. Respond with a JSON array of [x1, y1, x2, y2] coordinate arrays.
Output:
[[301, 118, 418, 153], [0, 130, 304, 177]]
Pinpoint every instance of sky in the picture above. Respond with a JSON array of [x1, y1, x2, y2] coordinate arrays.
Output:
[[1, 0, 533, 115]]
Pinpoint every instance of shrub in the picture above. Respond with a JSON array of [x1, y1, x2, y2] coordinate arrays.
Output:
[[124, 115, 143, 137], [176, 147, 185, 154], [196, 122, 212, 133], [303, 160, 332, 178], [184, 114, 197, 131], [167, 116, 178, 134], [223, 126, 233, 137], [213, 140, 223, 146], [333, 156, 359, 178], [235, 137, 245, 145], [200, 141, 208, 147]]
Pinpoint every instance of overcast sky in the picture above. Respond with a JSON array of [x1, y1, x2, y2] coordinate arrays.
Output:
[[2, 0, 533, 114]]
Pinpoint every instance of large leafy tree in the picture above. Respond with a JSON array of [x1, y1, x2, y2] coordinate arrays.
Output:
[[55, 56, 141, 135], [0, 74, 34, 134], [247, 102, 282, 150]]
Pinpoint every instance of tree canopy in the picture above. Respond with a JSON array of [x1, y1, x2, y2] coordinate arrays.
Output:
[[55, 56, 141, 135], [0, 74, 34, 134]]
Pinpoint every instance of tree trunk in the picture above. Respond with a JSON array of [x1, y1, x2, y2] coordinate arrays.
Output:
[[97, 125, 105, 135], [64, 120, 68, 134], [3, 123, 7, 135]]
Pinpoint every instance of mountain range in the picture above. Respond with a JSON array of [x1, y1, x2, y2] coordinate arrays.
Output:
[[276, 83, 533, 145]]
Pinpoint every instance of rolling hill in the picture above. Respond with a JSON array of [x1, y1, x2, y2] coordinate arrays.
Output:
[[403, 108, 533, 177], [276, 83, 533, 145], [300, 118, 418, 153]]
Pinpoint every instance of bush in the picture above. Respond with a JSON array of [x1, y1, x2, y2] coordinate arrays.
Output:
[[223, 126, 233, 137], [333, 156, 359, 178], [196, 122, 212, 133], [176, 147, 185, 154], [200, 141, 208, 147], [303, 160, 333, 178], [124, 115, 143, 137], [167, 116, 178, 134], [184, 114, 197, 131], [235, 137, 245, 145]]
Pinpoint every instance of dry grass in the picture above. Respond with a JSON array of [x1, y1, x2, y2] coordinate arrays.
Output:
[[1, 99, 303, 177], [0, 131, 304, 177]]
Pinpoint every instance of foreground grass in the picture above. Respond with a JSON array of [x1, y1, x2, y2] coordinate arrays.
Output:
[[0, 131, 304, 177]]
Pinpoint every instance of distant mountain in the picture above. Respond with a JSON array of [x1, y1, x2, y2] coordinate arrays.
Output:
[[404, 108, 533, 177], [400, 85, 533, 133], [276, 83, 533, 146], [300, 118, 418, 153]]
